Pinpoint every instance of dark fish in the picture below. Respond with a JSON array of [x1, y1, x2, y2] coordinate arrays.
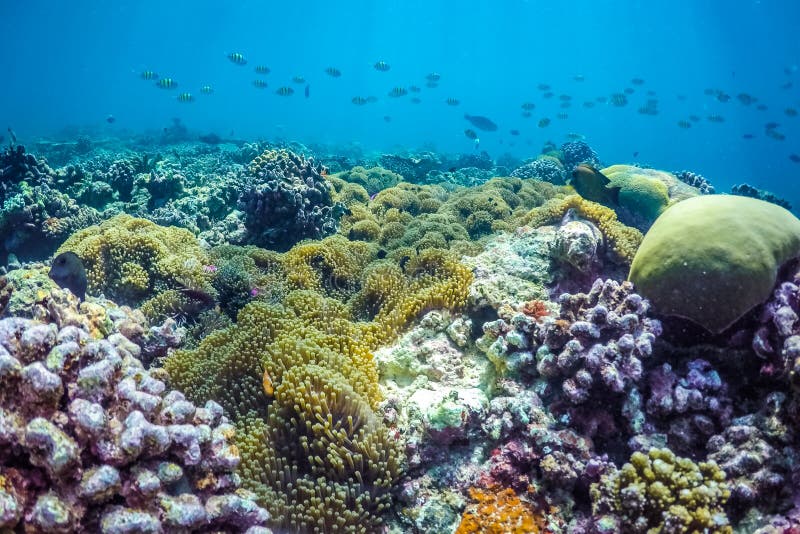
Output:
[[426, 81, 439, 88], [521, 102, 535, 110], [106, 115, 116, 124], [409, 85, 421, 93], [559, 102, 571, 109], [703, 88, 716, 95], [785, 107, 798, 117], [374, 61, 390, 72], [49, 252, 87, 300], [177, 93, 194, 103], [253, 80, 268, 89], [255, 65, 270, 74], [707, 114, 725, 123], [521, 111, 532, 118], [736, 93, 755, 105], [789, 154, 800, 163], [646, 90, 656, 96], [556, 112, 569, 119], [325, 67, 342, 77], [573, 74, 585, 82], [742, 134, 755, 139], [781, 81, 793, 89], [464, 129, 478, 140], [568, 164, 620, 206], [305, 84, 310, 98], [689, 115, 701, 122], [610, 93, 627, 106], [766, 129, 786, 141], [633, 151, 639, 157], [228, 52, 247, 65], [446, 97, 460, 106], [677, 120, 691, 129], [583, 101, 595, 108], [352, 96, 367, 105], [559, 94, 572, 101], [542, 92, 554, 99], [140, 70, 158, 80], [716, 92, 731, 103], [426, 72, 441, 82], [623, 87, 635, 95], [276, 86, 294, 96], [464, 114, 497, 131], [201, 85, 213, 94], [156, 78, 177, 89], [765, 122, 779, 129], [537, 83, 550, 91], [538, 118, 550, 128], [757, 104, 768, 111], [389, 87, 408, 97], [410, 97, 422, 104], [292, 75, 306, 84], [509, 129, 520, 136], [631, 78, 645, 85], [383, 115, 391, 122]]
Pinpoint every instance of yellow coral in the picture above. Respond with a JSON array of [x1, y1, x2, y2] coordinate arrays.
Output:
[[57, 214, 216, 319], [591, 448, 731, 533], [521, 194, 643, 264]]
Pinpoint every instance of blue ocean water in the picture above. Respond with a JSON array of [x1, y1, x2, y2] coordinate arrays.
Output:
[[2, 0, 798, 210]]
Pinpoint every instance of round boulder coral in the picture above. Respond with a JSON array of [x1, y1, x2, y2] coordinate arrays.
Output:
[[629, 195, 800, 333]]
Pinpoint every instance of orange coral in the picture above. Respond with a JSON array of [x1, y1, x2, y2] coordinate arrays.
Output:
[[455, 486, 545, 534], [522, 299, 550, 321]]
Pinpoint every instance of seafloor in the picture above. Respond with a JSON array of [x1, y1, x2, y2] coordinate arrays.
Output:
[[0, 131, 799, 534]]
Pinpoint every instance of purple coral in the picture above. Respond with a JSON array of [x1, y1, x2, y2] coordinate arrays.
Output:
[[534, 279, 662, 437], [674, 170, 715, 194], [510, 157, 567, 184], [752, 269, 800, 379], [0, 297, 270, 531], [239, 149, 345, 251], [645, 359, 732, 454], [559, 141, 600, 170]]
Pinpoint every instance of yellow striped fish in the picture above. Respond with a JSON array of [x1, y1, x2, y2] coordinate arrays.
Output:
[[276, 86, 294, 96], [255, 65, 270, 74], [177, 93, 194, 103], [140, 70, 158, 80], [201, 85, 213, 94], [253, 80, 268, 89]]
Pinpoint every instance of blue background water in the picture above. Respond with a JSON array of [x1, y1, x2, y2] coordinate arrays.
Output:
[[2, 0, 798, 210]]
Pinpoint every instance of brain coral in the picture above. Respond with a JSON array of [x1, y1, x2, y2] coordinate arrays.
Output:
[[629, 195, 800, 333], [57, 214, 216, 319]]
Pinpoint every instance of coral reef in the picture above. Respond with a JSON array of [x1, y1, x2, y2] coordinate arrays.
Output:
[[239, 148, 346, 250], [629, 195, 800, 333], [590, 448, 731, 533], [0, 286, 270, 532], [559, 141, 601, 170], [674, 169, 715, 194], [732, 183, 792, 211], [57, 214, 216, 320], [510, 156, 567, 184]]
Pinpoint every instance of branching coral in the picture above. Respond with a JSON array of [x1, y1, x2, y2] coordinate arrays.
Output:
[[590, 448, 731, 533]]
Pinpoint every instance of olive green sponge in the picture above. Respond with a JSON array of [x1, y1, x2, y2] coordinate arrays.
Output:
[[629, 195, 800, 333]]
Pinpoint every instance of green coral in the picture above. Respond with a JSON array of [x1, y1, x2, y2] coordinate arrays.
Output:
[[333, 165, 402, 195], [591, 448, 731, 533], [629, 195, 800, 333], [57, 214, 216, 319]]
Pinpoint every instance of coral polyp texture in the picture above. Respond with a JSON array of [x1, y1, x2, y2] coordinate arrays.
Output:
[[590, 448, 731, 533], [240, 148, 346, 251], [57, 214, 216, 319], [0, 287, 270, 532]]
